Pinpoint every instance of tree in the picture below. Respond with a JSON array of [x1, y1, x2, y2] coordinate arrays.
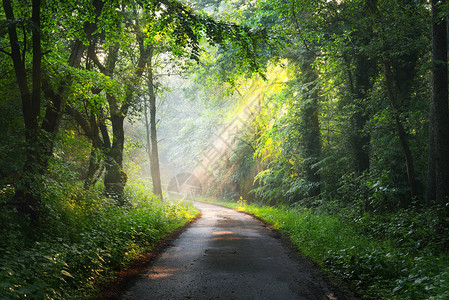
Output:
[[2, 0, 43, 222], [67, 7, 150, 203], [373, 0, 425, 203], [298, 51, 322, 198], [2, 0, 104, 222], [144, 46, 163, 199], [429, 0, 449, 212]]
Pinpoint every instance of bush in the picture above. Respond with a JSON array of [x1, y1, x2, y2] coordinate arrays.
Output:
[[0, 181, 198, 299]]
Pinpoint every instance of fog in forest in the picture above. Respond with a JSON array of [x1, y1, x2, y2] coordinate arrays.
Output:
[[124, 72, 230, 196]]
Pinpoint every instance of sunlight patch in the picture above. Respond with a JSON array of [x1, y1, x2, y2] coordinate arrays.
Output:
[[212, 231, 234, 235], [145, 267, 179, 279]]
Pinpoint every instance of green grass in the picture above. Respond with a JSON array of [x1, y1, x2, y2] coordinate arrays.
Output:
[[200, 197, 449, 300], [0, 181, 199, 299]]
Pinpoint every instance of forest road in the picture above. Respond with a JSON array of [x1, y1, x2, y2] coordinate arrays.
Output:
[[120, 202, 345, 300]]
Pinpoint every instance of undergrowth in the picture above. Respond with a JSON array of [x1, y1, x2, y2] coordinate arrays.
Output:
[[202, 197, 449, 300], [0, 181, 198, 299]]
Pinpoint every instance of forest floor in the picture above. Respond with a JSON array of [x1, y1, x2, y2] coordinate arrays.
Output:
[[110, 202, 354, 300]]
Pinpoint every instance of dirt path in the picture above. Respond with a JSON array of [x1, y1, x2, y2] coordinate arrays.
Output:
[[120, 202, 346, 300]]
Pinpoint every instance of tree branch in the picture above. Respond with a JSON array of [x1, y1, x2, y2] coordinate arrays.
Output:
[[87, 44, 108, 75], [0, 48, 11, 56]]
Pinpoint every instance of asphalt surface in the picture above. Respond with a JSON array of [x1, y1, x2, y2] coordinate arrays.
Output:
[[121, 202, 341, 300]]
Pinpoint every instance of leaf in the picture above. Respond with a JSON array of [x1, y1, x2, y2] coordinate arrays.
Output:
[[61, 270, 74, 278]]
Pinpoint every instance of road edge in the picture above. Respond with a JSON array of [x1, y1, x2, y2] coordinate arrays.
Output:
[[94, 212, 202, 300], [196, 200, 359, 300]]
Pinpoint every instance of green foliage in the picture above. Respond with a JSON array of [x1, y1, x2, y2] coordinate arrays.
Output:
[[0, 88, 24, 186], [0, 181, 198, 299], [332, 170, 405, 214]]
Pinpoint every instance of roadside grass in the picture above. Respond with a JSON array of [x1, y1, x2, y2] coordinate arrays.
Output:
[[0, 181, 199, 299], [200, 197, 449, 300]]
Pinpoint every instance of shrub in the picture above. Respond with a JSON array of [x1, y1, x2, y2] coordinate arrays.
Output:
[[0, 181, 198, 299]]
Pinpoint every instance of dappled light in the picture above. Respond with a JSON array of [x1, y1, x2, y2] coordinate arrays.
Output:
[[212, 231, 234, 235], [1, 0, 449, 299], [144, 267, 179, 279]]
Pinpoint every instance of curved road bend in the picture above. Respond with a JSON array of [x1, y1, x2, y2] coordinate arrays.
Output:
[[121, 202, 343, 300]]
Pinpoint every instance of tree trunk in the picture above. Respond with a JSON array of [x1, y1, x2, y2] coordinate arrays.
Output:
[[350, 54, 374, 174], [143, 47, 163, 199], [4, 0, 104, 223], [426, 106, 436, 206], [4, 0, 42, 222], [299, 52, 321, 198], [148, 61, 163, 199], [104, 112, 127, 204], [102, 40, 148, 203], [96, 45, 126, 202], [393, 112, 418, 202], [430, 0, 449, 212], [345, 0, 377, 175], [384, 63, 419, 203], [84, 145, 103, 189], [144, 97, 163, 200]]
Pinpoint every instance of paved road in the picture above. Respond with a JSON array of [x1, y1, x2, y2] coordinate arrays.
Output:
[[121, 202, 342, 300]]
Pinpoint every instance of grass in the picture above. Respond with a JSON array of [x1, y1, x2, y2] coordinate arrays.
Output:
[[0, 181, 199, 299], [200, 197, 449, 300]]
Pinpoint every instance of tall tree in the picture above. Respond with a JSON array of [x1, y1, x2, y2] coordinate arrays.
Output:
[[342, 1, 378, 175], [79, 22, 149, 203], [2, 0, 43, 221], [2, 0, 104, 222], [348, 54, 374, 174], [298, 51, 322, 198], [429, 0, 449, 211], [375, 0, 424, 202], [143, 46, 163, 199]]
